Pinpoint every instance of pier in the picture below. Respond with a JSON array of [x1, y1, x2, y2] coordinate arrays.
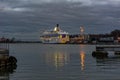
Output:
[[0, 43, 17, 69], [92, 45, 120, 58], [96, 45, 120, 51]]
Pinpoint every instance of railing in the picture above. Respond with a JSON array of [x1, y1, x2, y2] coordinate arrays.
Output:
[[0, 43, 9, 56], [0, 43, 9, 50]]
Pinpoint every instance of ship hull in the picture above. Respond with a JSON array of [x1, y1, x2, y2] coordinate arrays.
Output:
[[40, 36, 69, 44]]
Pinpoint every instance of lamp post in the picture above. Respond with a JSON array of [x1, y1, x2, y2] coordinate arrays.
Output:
[[80, 26, 84, 40]]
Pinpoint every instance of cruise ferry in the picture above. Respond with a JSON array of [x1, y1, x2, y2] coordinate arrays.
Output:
[[40, 24, 69, 44]]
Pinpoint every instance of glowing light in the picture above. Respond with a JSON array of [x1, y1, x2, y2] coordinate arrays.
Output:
[[80, 26, 84, 33], [54, 53, 64, 68], [54, 27, 60, 32], [80, 51, 85, 71]]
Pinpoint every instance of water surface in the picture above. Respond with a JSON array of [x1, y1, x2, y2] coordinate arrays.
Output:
[[3, 43, 120, 80]]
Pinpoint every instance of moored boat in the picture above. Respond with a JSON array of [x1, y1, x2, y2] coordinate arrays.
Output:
[[40, 24, 69, 44]]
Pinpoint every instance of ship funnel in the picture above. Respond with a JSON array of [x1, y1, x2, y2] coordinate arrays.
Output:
[[54, 24, 60, 31], [56, 24, 59, 27]]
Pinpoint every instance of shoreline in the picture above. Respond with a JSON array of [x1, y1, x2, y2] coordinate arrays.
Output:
[[0, 41, 120, 45]]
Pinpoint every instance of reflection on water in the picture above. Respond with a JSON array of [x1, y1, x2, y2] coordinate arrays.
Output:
[[9, 44, 120, 80], [80, 51, 85, 71], [79, 45, 86, 71], [96, 56, 120, 64], [0, 70, 9, 80], [45, 45, 87, 71], [45, 51, 70, 69], [93, 55, 120, 71], [54, 52, 69, 68], [0, 64, 17, 80]]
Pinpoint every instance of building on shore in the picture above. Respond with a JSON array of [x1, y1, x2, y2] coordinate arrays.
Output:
[[69, 34, 89, 44], [68, 26, 89, 44], [89, 34, 114, 44]]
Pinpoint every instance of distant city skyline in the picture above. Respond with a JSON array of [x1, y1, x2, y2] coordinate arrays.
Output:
[[0, 0, 120, 40]]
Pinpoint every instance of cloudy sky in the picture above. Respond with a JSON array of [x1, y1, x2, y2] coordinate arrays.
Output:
[[0, 0, 120, 40]]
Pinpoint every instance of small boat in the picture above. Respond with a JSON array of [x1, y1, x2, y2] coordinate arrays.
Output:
[[40, 24, 69, 44]]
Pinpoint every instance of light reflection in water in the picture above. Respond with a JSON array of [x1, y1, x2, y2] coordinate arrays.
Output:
[[0, 71, 9, 80], [45, 51, 70, 69], [80, 45, 86, 71]]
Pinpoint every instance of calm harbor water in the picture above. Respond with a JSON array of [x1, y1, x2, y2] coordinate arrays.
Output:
[[2, 43, 120, 80]]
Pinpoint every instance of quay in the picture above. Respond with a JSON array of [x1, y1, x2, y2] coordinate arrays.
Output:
[[92, 45, 120, 58], [96, 45, 120, 51], [0, 43, 17, 69]]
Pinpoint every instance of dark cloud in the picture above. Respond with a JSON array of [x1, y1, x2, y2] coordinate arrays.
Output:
[[0, 0, 120, 40]]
